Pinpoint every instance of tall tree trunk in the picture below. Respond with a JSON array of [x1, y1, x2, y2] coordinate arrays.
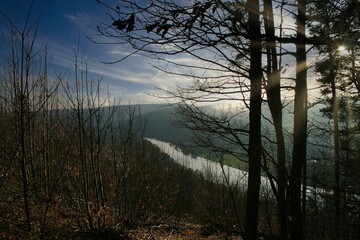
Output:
[[289, 0, 307, 239], [263, 0, 287, 238], [329, 52, 340, 239], [18, 34, 31, 233], [245, 0, 262, 239], [19, 96, 31, 232]]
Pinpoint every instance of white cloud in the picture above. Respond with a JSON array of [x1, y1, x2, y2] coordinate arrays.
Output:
[[46, 41, 193, 103], [64, 12, 92, 33]]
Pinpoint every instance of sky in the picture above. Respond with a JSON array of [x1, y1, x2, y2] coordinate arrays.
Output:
[[0, 0, 179, 104], [0, 0, 323, 106]]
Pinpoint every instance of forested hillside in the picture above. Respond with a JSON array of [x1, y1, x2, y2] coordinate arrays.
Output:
[[1, 0, 360, 239]]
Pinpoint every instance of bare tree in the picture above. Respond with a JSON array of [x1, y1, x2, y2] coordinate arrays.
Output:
[[288, 0, 307, 238], [1, 5, 46, 232], [244, 0, 262, 239]]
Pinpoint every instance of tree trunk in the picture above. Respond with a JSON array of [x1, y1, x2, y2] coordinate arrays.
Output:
[[263, 0, 287, 238], [289, 0, 307, 239], [245, 0, 262, 239], [329, 52, 340, 239]]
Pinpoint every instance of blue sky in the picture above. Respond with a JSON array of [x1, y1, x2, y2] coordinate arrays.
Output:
[[0, 0, 178, 104], [0, 0, 321, 106]]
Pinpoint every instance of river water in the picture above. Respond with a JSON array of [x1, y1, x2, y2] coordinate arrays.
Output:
[[145, 138, 273, 194], [146, 138, 360, 206]]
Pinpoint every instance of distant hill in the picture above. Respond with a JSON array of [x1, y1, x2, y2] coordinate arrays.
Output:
[[110, 103, 332, 159], [95, 102, 339, 185], [140, 105, 194, 146]]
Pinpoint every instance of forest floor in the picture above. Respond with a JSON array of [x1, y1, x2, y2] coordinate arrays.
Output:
[[125, 222, 242, 240], [75, 218, 242, 240]]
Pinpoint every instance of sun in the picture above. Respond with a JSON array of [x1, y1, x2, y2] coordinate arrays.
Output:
[[337, 45, 346, 51]]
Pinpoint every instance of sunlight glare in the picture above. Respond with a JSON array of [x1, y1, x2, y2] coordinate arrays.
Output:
[[337, 45, 346, 51]]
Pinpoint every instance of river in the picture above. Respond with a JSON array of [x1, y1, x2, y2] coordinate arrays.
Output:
[[145, 138, 273, 194]]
